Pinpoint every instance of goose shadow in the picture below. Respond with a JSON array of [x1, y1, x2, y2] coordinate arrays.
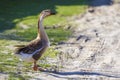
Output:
[[90, 0, 113, 7], [41, 70, 120, 79]]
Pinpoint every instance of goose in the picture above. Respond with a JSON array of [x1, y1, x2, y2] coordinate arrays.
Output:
[[14, 10, 56, 71]]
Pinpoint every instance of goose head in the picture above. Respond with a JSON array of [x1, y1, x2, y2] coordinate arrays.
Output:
[[40, 9, 56, 18]]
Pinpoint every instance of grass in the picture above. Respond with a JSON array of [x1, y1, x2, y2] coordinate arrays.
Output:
[[0, 0, 89, 32], [0, 0, 90, 79]]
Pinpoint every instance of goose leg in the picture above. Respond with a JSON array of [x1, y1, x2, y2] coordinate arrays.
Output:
[[33, 61, 38, 71]]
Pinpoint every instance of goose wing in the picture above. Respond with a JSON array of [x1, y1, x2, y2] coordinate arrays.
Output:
[[15, 40, 43, 54]]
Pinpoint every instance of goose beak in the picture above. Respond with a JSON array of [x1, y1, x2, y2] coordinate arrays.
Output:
[[51, 12, 56, 15]]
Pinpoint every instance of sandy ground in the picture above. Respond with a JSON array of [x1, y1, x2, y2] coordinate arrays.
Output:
[[28, 2, 120, 80], [1, 0, 120, 80]]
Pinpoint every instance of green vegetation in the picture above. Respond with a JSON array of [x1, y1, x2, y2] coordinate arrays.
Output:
[[0, 0, 90, 79]]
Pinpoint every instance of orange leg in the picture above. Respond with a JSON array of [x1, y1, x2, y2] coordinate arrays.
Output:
[[33, 61, 38, 71], [33, 61, 46, 71]]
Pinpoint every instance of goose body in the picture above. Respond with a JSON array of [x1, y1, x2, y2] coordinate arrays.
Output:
[[15, 39, 48, 62], [16, 52, 34, 62], [14, 10, 55, 71]]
